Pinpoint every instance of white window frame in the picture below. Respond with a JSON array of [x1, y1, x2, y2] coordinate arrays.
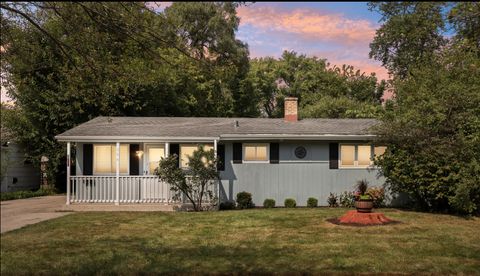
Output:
[[93, 143, 130, 175], [243, 143, 270, 163], [179, 143, 214, 168], [339, 143, 373, 169], [144, 143, 166, 175]]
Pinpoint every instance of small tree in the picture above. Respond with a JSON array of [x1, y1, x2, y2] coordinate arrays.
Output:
[[156, 145, 219, 211]]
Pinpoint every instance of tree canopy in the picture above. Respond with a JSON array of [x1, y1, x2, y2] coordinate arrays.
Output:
[[245, 51, 386, 119], [371, 2, 480, 214], [1, 2, 388, 188]]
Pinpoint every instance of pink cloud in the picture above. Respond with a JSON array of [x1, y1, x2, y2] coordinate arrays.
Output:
[[237, 5, 377, 45], [145, 2, 172, 12]]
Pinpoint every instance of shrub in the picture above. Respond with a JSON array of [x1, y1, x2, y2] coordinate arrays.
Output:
[[263, 198, 276, 208], [284, 198, 296, 208], [327, 193, 338, 207], [219, 200, 236, 210], [339, 191, 355, 208], [0, 188, 56, 201], [355, 179, 369, 195], [236, 191, 254, 209], [367, 187, 386, 208], [307, 197, 318, 207]]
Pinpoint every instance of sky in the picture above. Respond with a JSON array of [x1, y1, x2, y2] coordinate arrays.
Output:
[[236, 2, 389, 81]]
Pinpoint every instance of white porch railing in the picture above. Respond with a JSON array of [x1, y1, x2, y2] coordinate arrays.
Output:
[[69, 176, 219, 204]]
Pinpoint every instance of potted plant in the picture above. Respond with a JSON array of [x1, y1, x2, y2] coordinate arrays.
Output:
[[354, 179, 373, 213]]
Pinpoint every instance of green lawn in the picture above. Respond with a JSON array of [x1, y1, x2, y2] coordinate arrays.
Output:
[[1, 208, 479, 274]]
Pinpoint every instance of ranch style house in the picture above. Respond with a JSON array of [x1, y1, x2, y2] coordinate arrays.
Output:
[[55, 97, 386, 207]]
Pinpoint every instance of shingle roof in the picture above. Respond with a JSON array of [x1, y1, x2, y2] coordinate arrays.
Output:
[[56, 116, 379, 141]]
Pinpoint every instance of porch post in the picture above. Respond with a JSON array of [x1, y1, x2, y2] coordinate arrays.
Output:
[[66, 142, 71, 205], [165, 142, 169, 157], [115, 142, 120, 205], [214, 139, 219, 207]]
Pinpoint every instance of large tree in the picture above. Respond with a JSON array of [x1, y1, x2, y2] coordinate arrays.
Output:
[[246, 51, 385, 118], [368, 2, 447, 78], [0, 2, 252, 187], [370, 2, 480, 214]]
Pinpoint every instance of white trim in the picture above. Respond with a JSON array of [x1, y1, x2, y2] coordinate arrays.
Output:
[[338, 143, 374, 169], [144, 143, 166, 175], [279, 160, 329, 164], [55, 134, 376, 142], [56, 136, 220, 143], [243, 143, 270, 162], [179, 143, 214, 168], [66, 142, 71, 205], [92, 143, 130, 176], [115, 142, 120, 205]]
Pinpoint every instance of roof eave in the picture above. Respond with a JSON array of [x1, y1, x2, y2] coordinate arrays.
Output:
[[55, 133, 376, 142]]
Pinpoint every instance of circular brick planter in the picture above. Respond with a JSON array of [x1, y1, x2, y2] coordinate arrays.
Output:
[[328, 210, 398, 226]]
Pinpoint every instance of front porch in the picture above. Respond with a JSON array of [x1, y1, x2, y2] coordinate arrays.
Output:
[[69, 175, 176, 204], [64, 140, 220, 207]]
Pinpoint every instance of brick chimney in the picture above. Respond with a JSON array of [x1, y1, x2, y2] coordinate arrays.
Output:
[[284, 97, 298, 122]]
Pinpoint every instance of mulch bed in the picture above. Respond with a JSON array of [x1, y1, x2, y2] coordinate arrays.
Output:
[[327, 210, 400, 226]]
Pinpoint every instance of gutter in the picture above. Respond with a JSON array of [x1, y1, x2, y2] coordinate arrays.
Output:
[[55, 133, 376, 143]]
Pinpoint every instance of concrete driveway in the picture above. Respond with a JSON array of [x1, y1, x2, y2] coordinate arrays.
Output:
[[1, 195, 70, 233]]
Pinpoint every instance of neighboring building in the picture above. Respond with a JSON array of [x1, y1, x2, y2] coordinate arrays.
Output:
[[1, 132, 40, 193], [55, 97, 386, 206]]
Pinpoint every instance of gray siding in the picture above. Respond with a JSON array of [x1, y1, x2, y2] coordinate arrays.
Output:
[[219, 142, 384, 206], [1, 144, 40, 192]]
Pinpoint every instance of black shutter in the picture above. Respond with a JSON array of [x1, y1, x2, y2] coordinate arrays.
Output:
[[170, 144, 180, 167], [129, 144, 140, 175], [217, 144, 225, 171], [270, 143, 279, 164], [83, 144, 93, 175], [329, 143, 339, 169], [233, 143, 242, 164]]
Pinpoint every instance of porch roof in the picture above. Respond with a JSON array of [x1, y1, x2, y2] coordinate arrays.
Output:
[[55, 116, 379, 142]]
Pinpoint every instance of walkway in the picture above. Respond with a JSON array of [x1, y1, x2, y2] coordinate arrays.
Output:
[[1, 195, 69, 233]]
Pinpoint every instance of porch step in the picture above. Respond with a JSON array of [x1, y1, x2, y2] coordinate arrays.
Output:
[[57, 203, 181, 212]]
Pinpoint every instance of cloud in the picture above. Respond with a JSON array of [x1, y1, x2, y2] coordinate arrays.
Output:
[[236, 4, 390, 82], [145, 2, 172, 12], [237, 5, 377, 45]]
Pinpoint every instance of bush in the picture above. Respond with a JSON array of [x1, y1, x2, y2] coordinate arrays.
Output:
[[307, 197, 318, 207], [284, 198, 296, 208], [367, 187, 386, 208], [236, 191, 254, 209], [263, 198, 275, 208], [219, 200, 236, 210], [339, 191, 355, 208], [327, 193, 338, 207], [0, 188, 55, 201]]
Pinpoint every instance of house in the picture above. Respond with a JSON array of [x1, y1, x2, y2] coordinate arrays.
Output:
[[55, 97, 385, 207], [1, 132, 40, 193]]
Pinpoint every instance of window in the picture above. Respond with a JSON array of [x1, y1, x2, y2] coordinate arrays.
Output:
[[243, 143, 268, 162], [93, 144, 129, 174], [340, 145, 355, 166], [357, 145, 372, 166], [340, 144, 376, 168], [180, 144, 213, 168], [374, 146, 387, 157], [148, 147, 165, 173]]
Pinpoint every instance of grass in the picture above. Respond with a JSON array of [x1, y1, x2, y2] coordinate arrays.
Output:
[[1, 208, 479, 274], [0, 188, 56, 201]]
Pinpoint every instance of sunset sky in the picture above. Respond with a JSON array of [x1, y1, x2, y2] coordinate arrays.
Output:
[[154, 2, 389, 81], [236, 2, 388, 81]]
